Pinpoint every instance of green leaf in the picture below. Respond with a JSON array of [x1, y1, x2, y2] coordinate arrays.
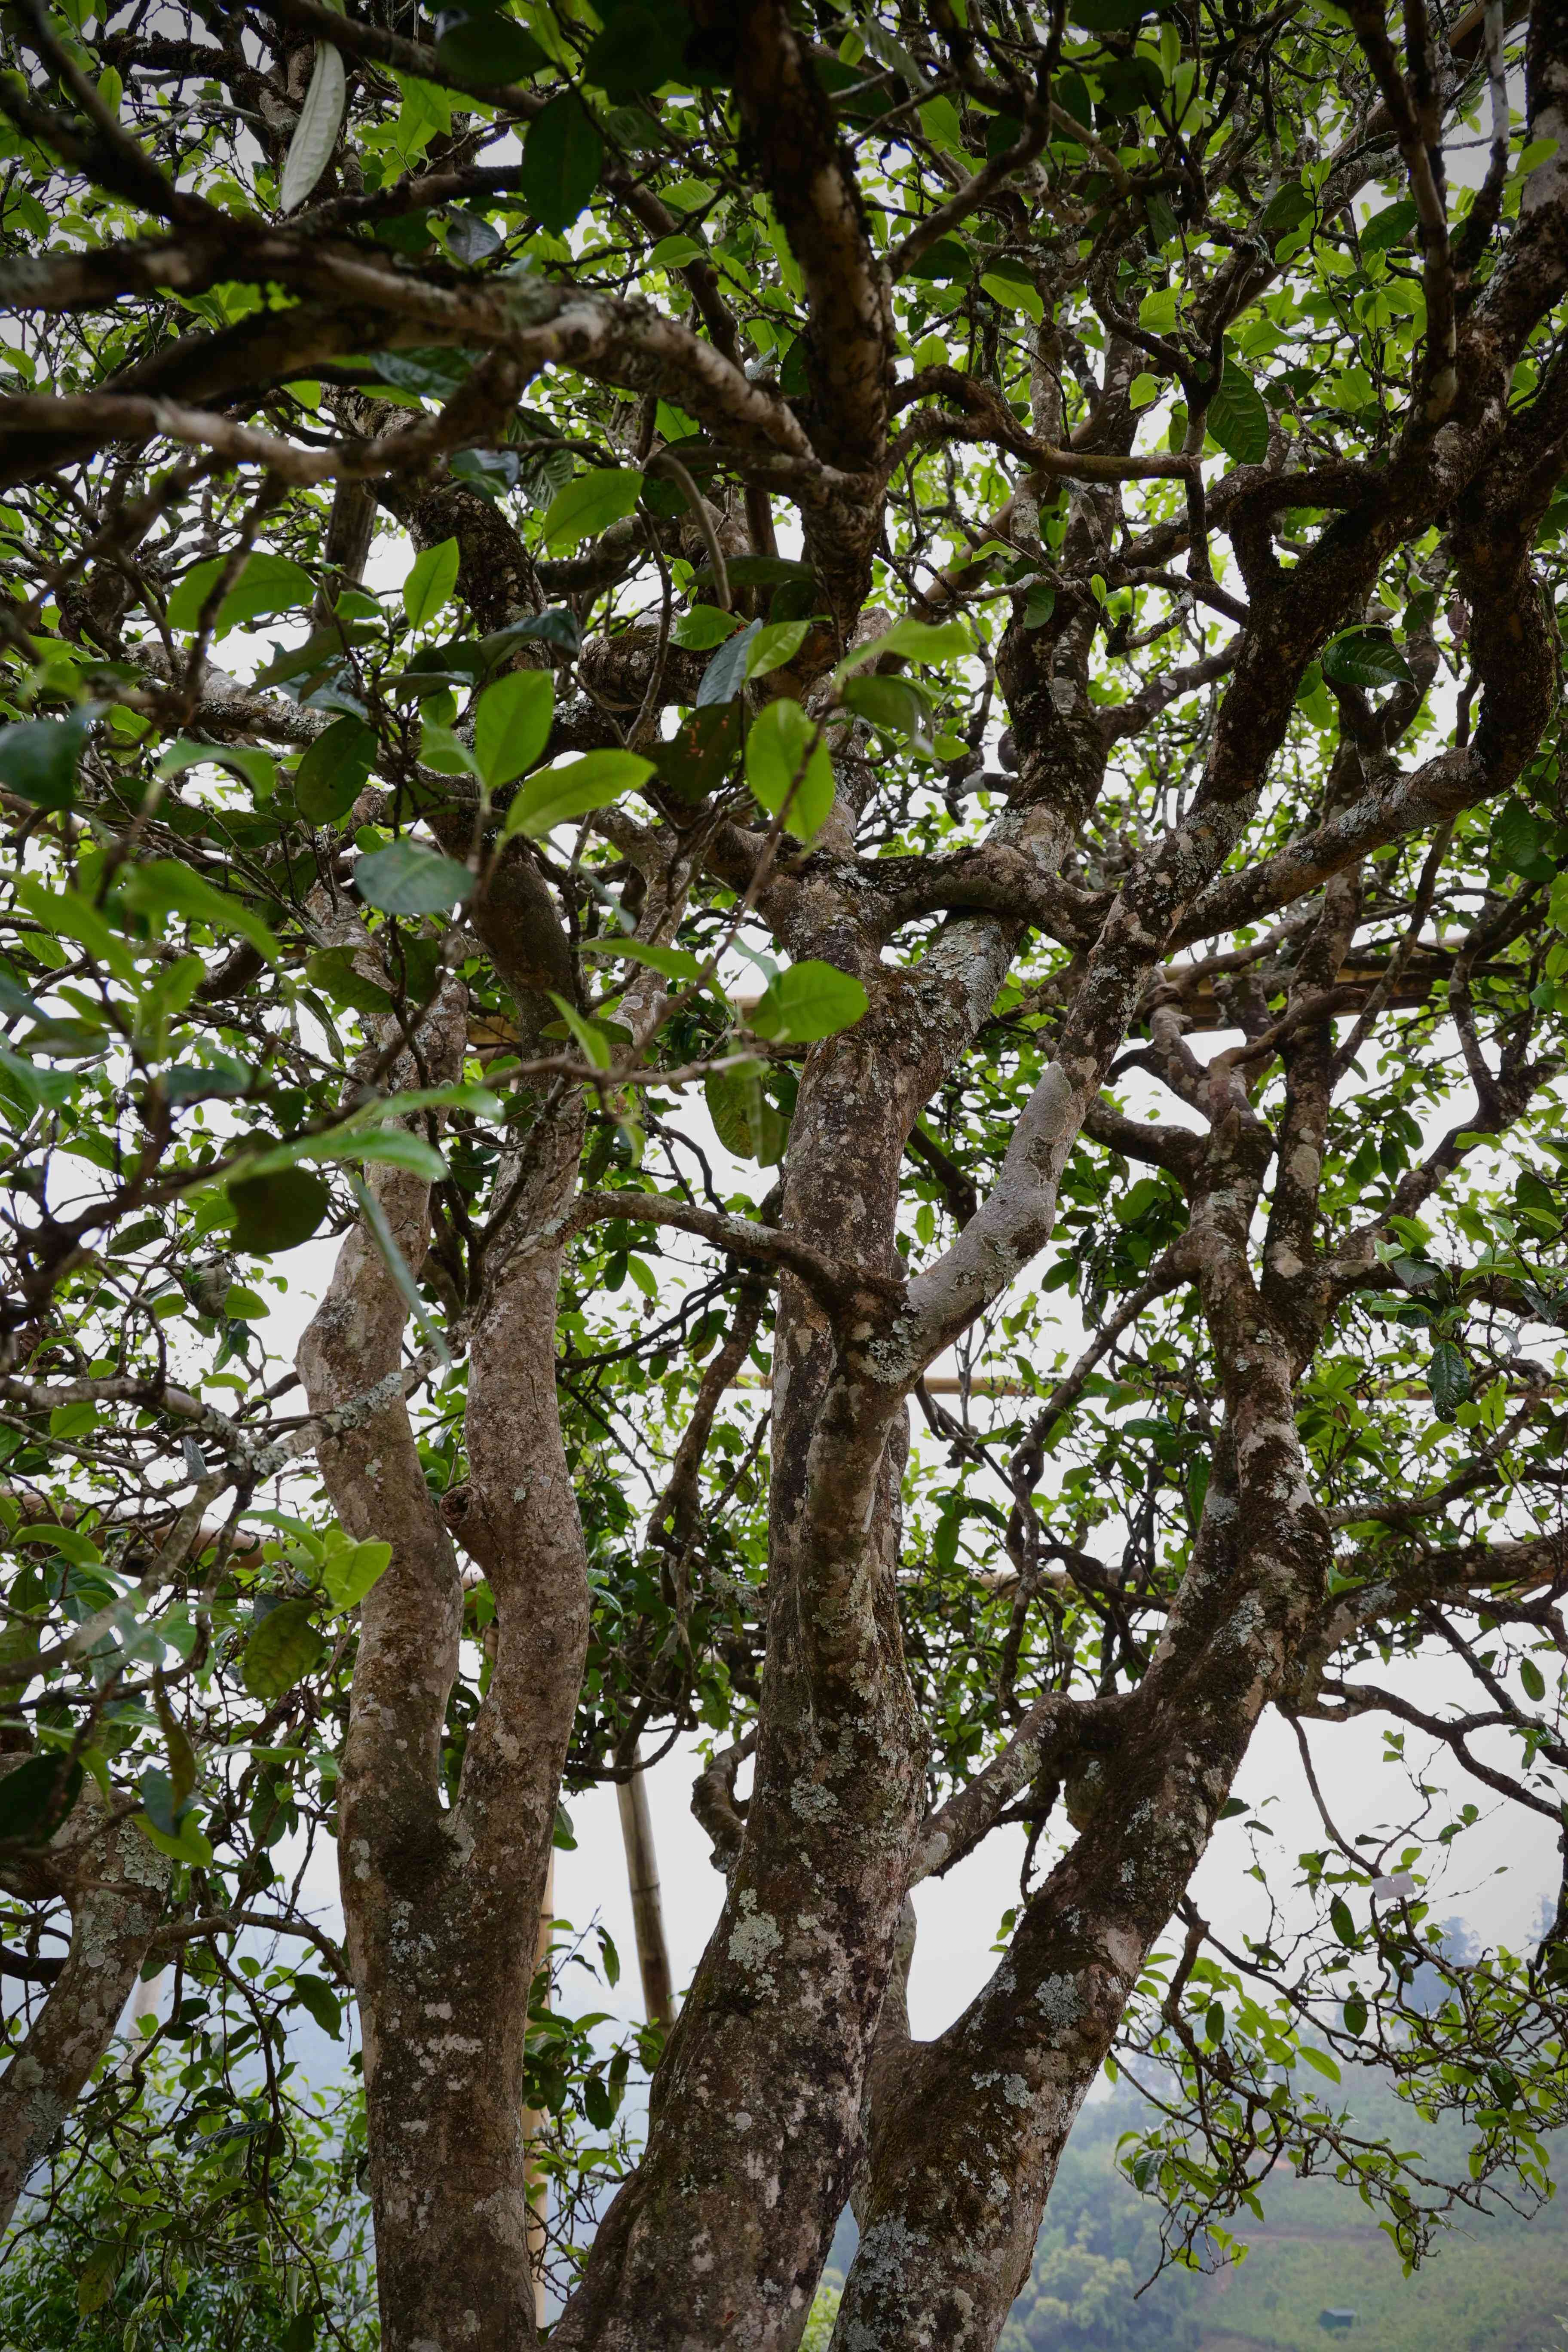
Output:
[[1206, 360, 1269, 465], [1429, 1338, 1470, 1420], [744, 698, 836, 839], [671, 604, 742, 650], [705, 1063, 787, 1163], [159, 736, 279, 795], [475, 668, 554, 788], [167, 552, 318, 637], [230, 1169, 332, 1254], [1343, 1993, 1369, 2037], [304, 945, 394, 1017], [697, 620, 762, 705], [1260, 181, 1312, 236], [0, 1753, 84, 1845], [290, 1972, 344, 2037], [117, 859, 282, 967], [877, 616, 973, 665], [651, 701, 742, 800], [980, 268, 1044, 324], [1299, 2044, 1341, 2082], [1329, 1894, 1358, 1948], [354, 839, 475, 914], [322, 1538, 392, 1613], [242, 1597, 326, 1700], [295, 717, 377, 825], [841, 675, 930, 737], [1493, 796, 1551, 879], [76, 2240, 123, 2317], [749, 959, 868, 1043], [0, 707, 95, 809], [744, 619, 814, 681], [522, 92, 605, 231], [11, 1520, 101, 1565], [402, 538, 461, 630], [580, 937, 705, 985], [1521, 1655, 1547, 1703], [1320, 628, 1414, 690], [539, 467, 643, 552], [501, 748, 653, 839], [432, 6, 547, 86], [546, 990, 613, 1070], [1361, 197, 1418, 253]]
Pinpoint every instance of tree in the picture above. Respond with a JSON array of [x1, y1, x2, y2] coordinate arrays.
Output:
[[1, 0, 1568, 2346]]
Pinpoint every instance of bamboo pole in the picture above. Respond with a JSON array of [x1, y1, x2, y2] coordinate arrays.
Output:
[[616, 1746, 676, 2030]]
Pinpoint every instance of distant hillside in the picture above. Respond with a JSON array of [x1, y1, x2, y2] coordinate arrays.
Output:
[[1001, 2073, 1568, 2352]]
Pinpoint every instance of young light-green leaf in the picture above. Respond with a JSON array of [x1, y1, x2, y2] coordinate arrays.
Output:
[[502, 749, 653, 839], [539, 468, 643, 553], [744, 619, 814, 682], [402, 538, 461, 631], [744, 698, 836, 840], [475, 668, 554, 789], [749, 959, 868, 1044], [322, 1539, 392, 1614]]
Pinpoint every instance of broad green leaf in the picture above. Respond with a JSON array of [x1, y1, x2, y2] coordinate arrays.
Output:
[[0, 708, 97, 808], [745, 619, 814, 681], [403, 538, 461, 630], [546, 990, 613, 1070], [475, 668, 554, 788], [539, 468, 643, 552], [749, 960, 868, 1043], [241, 1126, 447, 1181], [698, 619, 761, 705], [241, 1598, 325, 1700], [322, 1538, 392, 1614], [1492, 796, 1551, 879], [580, 937, 705, 984], [706, 1063, 786, 1163], [294, 717, 376, 825], [279, 40, 346, 212], [230, 1169, 332, 1254], [304, 945, 395, 1016], [841, 675, 930, 737], [12, 1521, 101, 1564], [1299, 2045, 1341, 2082], [159, 737, 278, 795], [354, 839, 475, 914], [432, 6, 547, 86], [671, 604, 743, 650], [521, 92, 603, 233], [1429, 1338, 1470, 1420], [117, 859, 281, 967], [980, 268, 1043, 324], [0, 1753, 84, 1845], [76, 2240, 123, 2317], [1320, 628, 1414, 690], [501, 748, 653, 839], [167, 552, 317, 636], [1361, 197, 1418, 253], [744, 698, 836, 840], [290, 1972, 344, 2037], [1521, 1655, 1547, 1703], [1206, 360, 1269, 466]]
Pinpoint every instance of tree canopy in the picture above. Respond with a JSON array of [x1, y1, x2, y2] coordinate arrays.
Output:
[[2, 1, 1568, 2348]]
